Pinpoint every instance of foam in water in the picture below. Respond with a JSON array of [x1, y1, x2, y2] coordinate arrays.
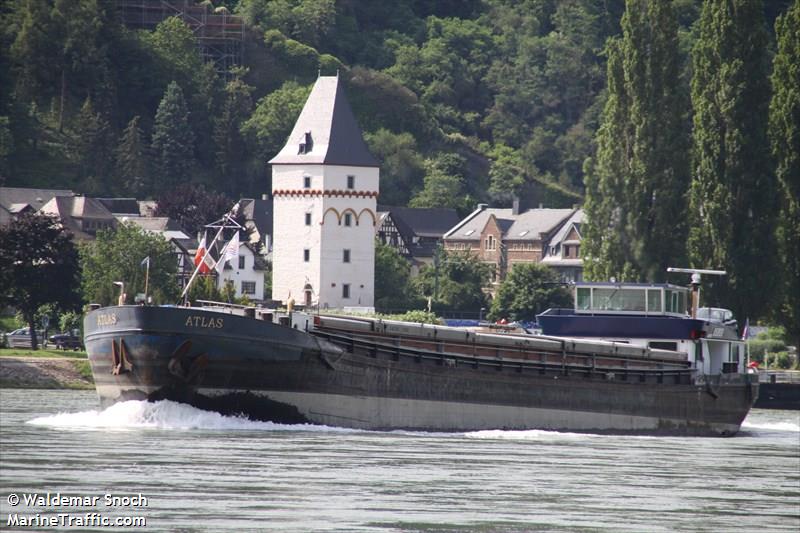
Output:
[[741, 420, 800, 433], [27, 400, 358, 433]]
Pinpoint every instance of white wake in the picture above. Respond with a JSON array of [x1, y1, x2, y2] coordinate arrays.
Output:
[[741, 419, 800, 432], [27, 400, 357, 433]]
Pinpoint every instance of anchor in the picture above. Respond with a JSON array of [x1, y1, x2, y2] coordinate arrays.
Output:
[[110, 338, 133, 375]]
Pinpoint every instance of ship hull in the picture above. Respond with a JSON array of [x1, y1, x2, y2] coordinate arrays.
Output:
[[84, 306, 757, 436]]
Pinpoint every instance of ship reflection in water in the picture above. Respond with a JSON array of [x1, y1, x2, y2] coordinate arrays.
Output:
[[1, 389, 798, 532]]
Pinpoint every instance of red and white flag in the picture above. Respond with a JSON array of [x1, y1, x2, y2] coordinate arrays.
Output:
[[194, 233, 213, 274]]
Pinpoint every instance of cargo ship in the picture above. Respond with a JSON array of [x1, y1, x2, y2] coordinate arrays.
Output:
[[83, 269, 758, 436]]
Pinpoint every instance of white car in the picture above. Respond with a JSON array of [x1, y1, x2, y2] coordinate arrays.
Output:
[[5, 328, 46, 348]]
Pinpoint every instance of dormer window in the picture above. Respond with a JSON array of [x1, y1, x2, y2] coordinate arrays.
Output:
[[298, 132, 313, 154]]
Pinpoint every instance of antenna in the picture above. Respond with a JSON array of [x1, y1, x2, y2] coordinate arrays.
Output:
[[667, 267, 726, 318]]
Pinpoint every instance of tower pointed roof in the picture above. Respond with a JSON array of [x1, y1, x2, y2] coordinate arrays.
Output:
[[269, 76, 379, 167]]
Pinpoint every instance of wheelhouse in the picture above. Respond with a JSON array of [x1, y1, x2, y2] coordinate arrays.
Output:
[[574, 282, 690, 317]]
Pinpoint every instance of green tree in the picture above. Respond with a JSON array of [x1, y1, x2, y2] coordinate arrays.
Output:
[[0, 213, 82, 349], [73, 96, 113, 192], [412, 248, 490, 313], [374, 240, 420, 312], [688, 0, 776, 322], [409, 154, 472, 213], [241, 81, 311, 161], [115, 115, 150, 196], [151, 81, 195, 190], [488, 262, 571, 322], [769, 0, 800, 349], [364, 128, 425, 206], [583, 0, 689, 283], [214, 71, 254, 196], [80, 222, 179, 306]]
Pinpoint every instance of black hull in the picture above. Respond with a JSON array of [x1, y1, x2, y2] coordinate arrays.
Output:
[[84, 306, 758, 436]]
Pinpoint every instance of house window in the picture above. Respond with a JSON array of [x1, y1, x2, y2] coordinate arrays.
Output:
[[342, 284, 350, 299], [305, 213, 312, 226], [303, 249, 310, 262], [347, 175, 355, 189], [485, 235, 496, 251], [304, 176, 311, 188], [343, 249, 351, 263], [575, 245, 580, 257], [344, 213, 352, 226], [241, 281, 256, 295], [564, 245, 570, 258], [238, 256, 246, 269]]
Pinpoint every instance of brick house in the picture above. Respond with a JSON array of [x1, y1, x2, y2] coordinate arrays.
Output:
[[443, 203, 582, 294]]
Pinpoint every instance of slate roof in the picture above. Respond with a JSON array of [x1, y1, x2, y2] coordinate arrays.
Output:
[[38, 196, 116, 239], [0, 187, 74, 212], [96, 197, 141, 215], [377, 205, 460, 238], [444, 206, 576, 242], [547, 209, 585, 245], [239, 197, 273, 242], [269, 76, 379, 167]]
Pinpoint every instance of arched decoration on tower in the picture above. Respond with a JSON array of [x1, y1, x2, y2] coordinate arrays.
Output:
[[357, 208, 378, 227], [340, 208, 359, 226], [322, 207, 341, 225]]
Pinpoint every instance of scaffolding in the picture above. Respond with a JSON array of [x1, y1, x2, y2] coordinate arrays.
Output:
[[117, 0, 245, 79]]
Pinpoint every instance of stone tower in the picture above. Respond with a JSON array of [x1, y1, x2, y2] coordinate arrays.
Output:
[[269, 76, 380, 310]]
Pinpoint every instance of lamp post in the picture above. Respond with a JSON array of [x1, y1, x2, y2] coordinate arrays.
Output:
[[113, 281, 125, 306]]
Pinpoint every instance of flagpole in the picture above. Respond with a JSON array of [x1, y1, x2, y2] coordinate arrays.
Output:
[[180, 203, 240, 303], [144, 258, 150, 302]]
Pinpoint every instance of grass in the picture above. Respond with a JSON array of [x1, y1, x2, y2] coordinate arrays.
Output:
[[0, 347, 87, 359]]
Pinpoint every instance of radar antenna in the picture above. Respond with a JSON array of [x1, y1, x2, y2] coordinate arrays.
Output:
[[667, 267, 726, 318]]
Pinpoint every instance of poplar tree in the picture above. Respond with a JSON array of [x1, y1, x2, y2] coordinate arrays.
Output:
[[768, 0, 800, 348], [151, 81, 195, 191], [584, 0, 688, 282], [688, 0, 776, 321]]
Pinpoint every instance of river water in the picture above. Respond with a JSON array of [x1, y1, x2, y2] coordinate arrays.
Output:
[[0, 389, 798, 532]]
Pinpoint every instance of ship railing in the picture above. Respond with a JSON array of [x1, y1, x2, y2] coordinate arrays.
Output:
[[313, 329, 693, 384], [759, 370, 800, 384]]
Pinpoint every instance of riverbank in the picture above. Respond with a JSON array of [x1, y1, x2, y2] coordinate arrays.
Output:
[[0, 350, 93, 389]]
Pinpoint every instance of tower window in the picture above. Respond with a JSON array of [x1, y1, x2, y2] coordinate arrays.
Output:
[[347, 175, 355, 189], [343, 249, 350, 263], [305, 213, 312, 226], [344, 213, 352, 226], [303, 176, 311, 188], [303, 249, 310, 262], [342, 284, 350, 299]]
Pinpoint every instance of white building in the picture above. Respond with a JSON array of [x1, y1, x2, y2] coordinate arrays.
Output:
[[216, 243, 267, 300], [269, 75, 380, 310]]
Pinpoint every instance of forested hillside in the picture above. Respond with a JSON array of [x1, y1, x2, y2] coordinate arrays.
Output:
[[1, 1, 797, 331], [2, 0, 783, 212]]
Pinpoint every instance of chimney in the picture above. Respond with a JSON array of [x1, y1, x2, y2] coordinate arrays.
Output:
[[512, 197, 521, 216]]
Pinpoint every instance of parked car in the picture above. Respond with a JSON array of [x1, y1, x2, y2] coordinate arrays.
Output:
[[5, 328, 46, 348], [48, 331, 83, 351]]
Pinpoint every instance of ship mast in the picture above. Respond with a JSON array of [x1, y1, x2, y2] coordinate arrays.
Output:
[[666, 267, 726, 318], [180, 203, 243, 303]]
